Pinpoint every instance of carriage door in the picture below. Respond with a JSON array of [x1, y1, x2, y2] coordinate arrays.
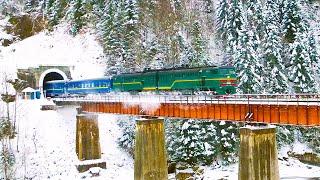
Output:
[[201, 76, 206, 90], [64, 82, 67, 96]]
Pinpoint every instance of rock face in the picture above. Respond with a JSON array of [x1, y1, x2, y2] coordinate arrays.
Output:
[[288, 151, 320, 166], [2, 13, 47, 46], [175, 163, 204, 180]]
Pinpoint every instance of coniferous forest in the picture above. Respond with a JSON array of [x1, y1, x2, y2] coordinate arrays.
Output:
[[1, 0, 319, 94], [1, 0, 320, 168]]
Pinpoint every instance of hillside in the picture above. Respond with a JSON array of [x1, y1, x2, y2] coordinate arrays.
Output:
[[0, 22, 106, 79]]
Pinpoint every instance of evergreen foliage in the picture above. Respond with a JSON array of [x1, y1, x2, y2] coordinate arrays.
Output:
[[216, 0, 229, 45], [190, 22, 208, 67], [276, 125, 296, 148], [262, 0, 289, 93], [300, 127, 320, 153], [68, 0, 86, 35], [117, 117, 136, 156], [118, 118, 240, 166], [225, 0, 243, 56], [234, 26, 262, 94], [282, 0, 301, 43]]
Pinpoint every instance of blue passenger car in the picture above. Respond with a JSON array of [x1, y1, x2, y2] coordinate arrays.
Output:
[[66, 78, 112, 95], [44, 80, 67, 97]]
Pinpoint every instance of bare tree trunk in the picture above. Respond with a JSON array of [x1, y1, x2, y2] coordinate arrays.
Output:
[[1, 141, 8, 180], [32, 131, 37, 153]]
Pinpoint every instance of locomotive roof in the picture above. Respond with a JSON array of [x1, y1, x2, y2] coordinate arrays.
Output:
[[115, 66, 234, 76]]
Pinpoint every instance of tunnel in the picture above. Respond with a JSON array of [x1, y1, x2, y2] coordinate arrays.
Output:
[[43, 72, 64, 85], [39, 69, 68, 98]]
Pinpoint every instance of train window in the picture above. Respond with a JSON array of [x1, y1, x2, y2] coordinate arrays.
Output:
[[220, 69, 227, 74], [92, 83, 94, 87], [229, 69, 235, 74], [211, 69, 218, 74]]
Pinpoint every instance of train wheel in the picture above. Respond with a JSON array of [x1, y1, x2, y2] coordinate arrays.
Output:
[[225, 89, 231, 95]]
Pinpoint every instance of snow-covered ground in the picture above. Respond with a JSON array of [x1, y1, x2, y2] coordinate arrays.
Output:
[[10, 99, 320, 179], [14, 99, 134, 179], [0, 23, 106, 79]]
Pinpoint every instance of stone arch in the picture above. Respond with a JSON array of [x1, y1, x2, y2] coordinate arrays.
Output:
[[39, 69, 68, 97]]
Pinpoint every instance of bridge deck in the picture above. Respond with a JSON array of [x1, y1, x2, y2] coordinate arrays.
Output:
[[55, 94, 320, 126]]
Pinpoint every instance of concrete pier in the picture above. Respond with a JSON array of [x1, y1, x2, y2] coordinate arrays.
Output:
[[238, 126, 279, 180], [134, 117, 168, 180], [76, 114, 106, 172]]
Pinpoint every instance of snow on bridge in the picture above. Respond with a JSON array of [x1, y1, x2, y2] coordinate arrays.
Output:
[[54, 94, 320, 127]]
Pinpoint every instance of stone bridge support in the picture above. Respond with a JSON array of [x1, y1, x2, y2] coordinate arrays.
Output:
[[75, 113, 106, 172], [134, 117, 168, 180], [238, 126, 279, 180]]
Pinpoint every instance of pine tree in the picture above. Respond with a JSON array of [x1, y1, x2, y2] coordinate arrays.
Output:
[[117, 117, 136, 156], [282, 0, 301, 43], [68, 0, 86, 35], [174, 120, 206, 165], [234, 25, 262, 94], [288, 33, 316, 93], [286, 0, 317, 93], [178, 35, 193, 68], [190, 22, 208, 67], [263, 0, 289, 93], [214, 121, 239, 165], [216, 0, 229, 44], [244, 0, 264, 40], [225, 0, 243, 57], [25, 0, 37, 11], [46, 0, 66, 28], [101, 0, 123, 75], [122, 0, 140, 73]]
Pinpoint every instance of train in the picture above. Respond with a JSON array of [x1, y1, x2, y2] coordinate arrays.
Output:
[[44, 66, 237, 97]]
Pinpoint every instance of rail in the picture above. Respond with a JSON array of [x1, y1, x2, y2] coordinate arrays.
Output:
[[53, 93, 320, 106]]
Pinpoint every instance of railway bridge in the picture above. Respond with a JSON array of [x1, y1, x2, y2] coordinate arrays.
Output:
[[56, 94, 320, 126], [54, 94, 320, 179]]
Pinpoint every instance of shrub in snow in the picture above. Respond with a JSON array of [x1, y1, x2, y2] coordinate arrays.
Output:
[[299, 127, 320, 154], [0, 75, 17, 179], [117, 116, 136, 156], [276, 125, 296, 148], [277, 125, 320, 155], [117, 117, 240, 166], [0, 145, 15, 179], [166, 119, 240, 166]]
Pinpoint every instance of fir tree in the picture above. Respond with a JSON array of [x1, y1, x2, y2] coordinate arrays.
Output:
[[214, 121, 239, 165], [282, 0, 301, 43], [244, 0, 264, 40], [263, 0, 289, 93], [225, 0, 243, 57], [234, 25, 262, 94], [25, 0, 37, 11], [190, 22, 208, 67], [122, 0, 140, 73], [288, 32, 317, 93], [68, 0, 86, 35], [46, 0, 66, 28], [216, 0, 229, 46], [177, 35, 193, 68], [286, 0, 317, 93], [174, 120, 206, 165]]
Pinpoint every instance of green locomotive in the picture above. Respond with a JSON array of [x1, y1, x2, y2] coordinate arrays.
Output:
[[112, 66, 237, 94]]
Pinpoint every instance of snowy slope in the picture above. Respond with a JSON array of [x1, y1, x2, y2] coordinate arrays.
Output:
[[0, 23, 106, 79], [14, 101, 134, 179]]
